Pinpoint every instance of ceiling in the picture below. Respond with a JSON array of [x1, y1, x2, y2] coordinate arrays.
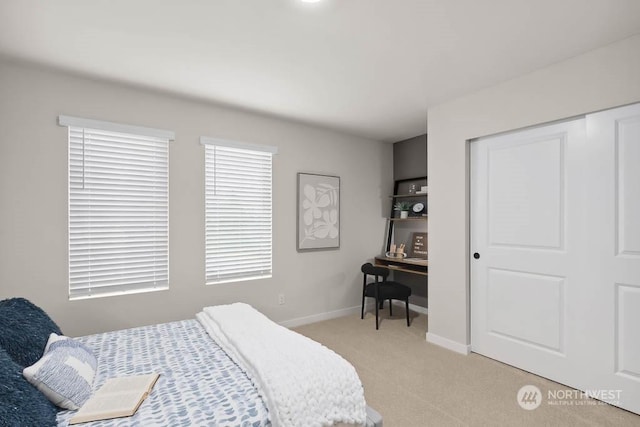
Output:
[[1, 1, 639, 142]]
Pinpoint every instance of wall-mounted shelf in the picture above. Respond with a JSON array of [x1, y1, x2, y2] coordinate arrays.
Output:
[[390, 193, 428, 198], [384, 176, 428, 264]]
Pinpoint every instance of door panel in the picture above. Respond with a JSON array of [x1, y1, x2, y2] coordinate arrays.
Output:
[[616, 116, 640, 255], [487, 268, 564, 352], [488, 134, 564, 249], [616, 283, 640, 379]]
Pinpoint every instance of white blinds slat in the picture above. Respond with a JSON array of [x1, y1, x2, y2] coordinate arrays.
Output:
[[205, 144, 273, 284], [67, 123, 169, 299]]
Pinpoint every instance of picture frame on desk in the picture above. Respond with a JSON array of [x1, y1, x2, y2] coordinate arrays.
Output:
[[410, 232, 428, 259]]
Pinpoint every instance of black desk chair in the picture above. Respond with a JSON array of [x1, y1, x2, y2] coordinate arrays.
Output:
[[360, 262, 412, 330]]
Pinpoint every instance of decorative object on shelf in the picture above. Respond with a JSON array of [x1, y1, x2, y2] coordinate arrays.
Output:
[[297, 173, 340, 251], [393, 201, 412, 219], [410, 232, 428, 259], [412, 202, 425, 215], [386, 243, 407, 259], [385, 251, 407, 259], [408, 183, 417, 194]]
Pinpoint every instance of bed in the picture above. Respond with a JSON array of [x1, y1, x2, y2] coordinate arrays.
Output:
[[0, 298, 383, 427]]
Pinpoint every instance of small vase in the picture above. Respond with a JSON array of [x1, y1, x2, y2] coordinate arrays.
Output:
[[400, 211, 409, 219]]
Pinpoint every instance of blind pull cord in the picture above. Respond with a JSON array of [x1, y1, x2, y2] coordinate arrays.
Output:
[[81, 128, 86, 190]]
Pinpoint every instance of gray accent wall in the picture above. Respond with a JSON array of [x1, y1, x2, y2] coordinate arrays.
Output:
[[393, 134, 427, 182], [393, 134, 428, 308]]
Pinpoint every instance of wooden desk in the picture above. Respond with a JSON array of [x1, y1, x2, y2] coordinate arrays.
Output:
[[374, 256, 428, 276]]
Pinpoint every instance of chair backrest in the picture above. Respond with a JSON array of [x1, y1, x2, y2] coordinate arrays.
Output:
[[361, 263, 389, 280]]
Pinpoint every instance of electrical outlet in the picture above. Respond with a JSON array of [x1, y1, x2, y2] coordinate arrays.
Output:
[[278, 294, 285, 305]]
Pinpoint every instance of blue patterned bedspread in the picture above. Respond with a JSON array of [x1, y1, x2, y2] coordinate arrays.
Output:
[[56, 320, 271, 427]]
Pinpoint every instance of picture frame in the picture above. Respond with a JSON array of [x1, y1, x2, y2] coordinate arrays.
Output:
[[297, 173, 340, 251], [410, 232, 428, 259]]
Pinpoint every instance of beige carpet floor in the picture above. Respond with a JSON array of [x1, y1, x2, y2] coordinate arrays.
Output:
[[293, 310, 640, 427]]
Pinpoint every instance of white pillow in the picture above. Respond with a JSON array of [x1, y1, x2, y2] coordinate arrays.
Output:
[[23, 333, 97, 410]]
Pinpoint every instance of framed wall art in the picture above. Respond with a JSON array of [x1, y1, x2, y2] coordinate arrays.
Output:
[[297, 173, 340, 251]]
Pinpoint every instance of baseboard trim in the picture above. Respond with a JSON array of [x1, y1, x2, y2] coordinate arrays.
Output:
[[426, 332, 471, 355], [279, 305, 361, 329], [280, 301, 428, 329]]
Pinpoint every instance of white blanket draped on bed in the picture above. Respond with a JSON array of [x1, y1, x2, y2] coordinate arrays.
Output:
[[196, 303, 367, 427]]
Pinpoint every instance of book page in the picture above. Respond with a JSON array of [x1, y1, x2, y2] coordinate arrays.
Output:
[[75, 390, 143, 415], [96, 373, 159, 395], [69, 374, 159, 424]]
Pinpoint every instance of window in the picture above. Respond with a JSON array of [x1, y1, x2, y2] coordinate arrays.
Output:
[[59, 115, 173, 299], [201, 137, 277, 284]]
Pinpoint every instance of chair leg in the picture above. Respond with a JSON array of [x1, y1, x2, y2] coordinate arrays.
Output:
[[389, 299, 393, 316], [405, 298, 410, 327], [375, 298, 379, 330], [361, 294, 365, 320]]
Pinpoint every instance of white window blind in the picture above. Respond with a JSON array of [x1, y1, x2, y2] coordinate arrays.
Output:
[[202, 137, 276, 284], [60, 115, 173, 299]]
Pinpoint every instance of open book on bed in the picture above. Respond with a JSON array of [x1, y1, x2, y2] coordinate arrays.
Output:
[[69, 373, 159, 425]]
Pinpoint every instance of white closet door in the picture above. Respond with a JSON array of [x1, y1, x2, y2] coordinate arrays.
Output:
[[585, 103, 640, 414], [471, 103, 640, 415], [471, 119, 588, 389]]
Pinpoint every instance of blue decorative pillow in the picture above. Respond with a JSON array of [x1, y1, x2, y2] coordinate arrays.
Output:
[[0, 297, 62, 368], [0, 346, 58, 426], [23, 333, 97, 410]]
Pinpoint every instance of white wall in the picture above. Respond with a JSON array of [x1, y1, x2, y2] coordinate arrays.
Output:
[[427, 34, 640, 351], [0, 60, 392, 336]]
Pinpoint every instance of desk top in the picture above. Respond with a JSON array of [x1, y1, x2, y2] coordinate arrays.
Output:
[[375, 256, 427, 266], [374, 256, 428, 276]]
